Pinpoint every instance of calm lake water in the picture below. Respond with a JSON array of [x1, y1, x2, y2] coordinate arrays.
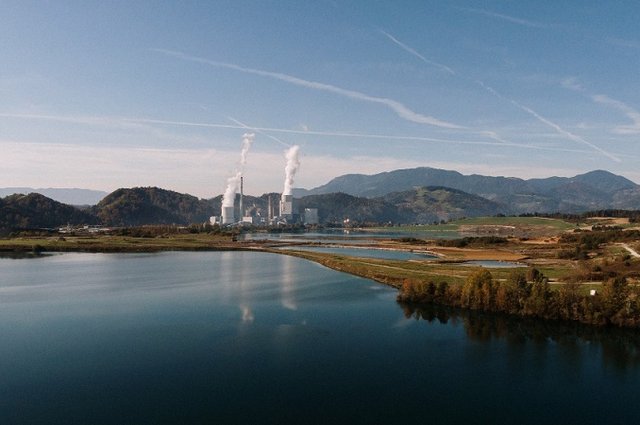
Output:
[[1, 252, 639, 424]]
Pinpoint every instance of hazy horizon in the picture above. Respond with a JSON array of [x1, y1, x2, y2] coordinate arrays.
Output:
[[2, 1, 639, 198]]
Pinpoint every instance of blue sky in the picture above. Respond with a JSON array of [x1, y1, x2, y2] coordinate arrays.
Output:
[[1, 1, 639, 197]]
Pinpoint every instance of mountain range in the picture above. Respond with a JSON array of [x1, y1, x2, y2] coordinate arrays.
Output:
[[294, 168, 640, 213], [2, 168, 639, 230]]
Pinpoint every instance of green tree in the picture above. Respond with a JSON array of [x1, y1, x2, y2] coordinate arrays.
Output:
[[462, 269, 494, 310], [525, 277, 550, 318], [601, 277, 629, 324], [557, 281, 582, 321]]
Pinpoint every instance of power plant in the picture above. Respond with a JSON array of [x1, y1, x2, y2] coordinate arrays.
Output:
[[210, 137, 314, 227], [210, 178, 311, 226]]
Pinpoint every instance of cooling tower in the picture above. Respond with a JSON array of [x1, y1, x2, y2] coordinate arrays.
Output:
[[222, 206, 235, 225], [280, 194, 293, 216]]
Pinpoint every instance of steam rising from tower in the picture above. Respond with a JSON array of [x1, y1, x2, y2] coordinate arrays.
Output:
[[282, 145, 300, 196], [280, 145, 300, 218], [239, 132, 254, 167], [221, 133, 255, 224]]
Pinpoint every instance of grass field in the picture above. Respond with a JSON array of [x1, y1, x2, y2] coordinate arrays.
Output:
[[453, 216, 575, 230], [366, 216, 575, 234], [0, 234, 239, 252]]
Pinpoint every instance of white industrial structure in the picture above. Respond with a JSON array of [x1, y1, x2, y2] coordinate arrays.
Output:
[[279, 194, 293, 217], [213, 177, 319, 227], [221, 206, 235, 225]]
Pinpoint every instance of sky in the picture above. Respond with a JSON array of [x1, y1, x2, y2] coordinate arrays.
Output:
[[1, 0, 639, 198]]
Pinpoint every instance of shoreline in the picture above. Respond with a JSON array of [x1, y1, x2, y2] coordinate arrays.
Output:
[[3, 234, 638, 329]]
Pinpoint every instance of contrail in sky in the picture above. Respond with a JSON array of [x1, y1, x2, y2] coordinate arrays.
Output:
[[227, 116, 291, 147], [152, 48, 462, 129], [456, 7, 549, 28], [127, 117, 587, 153], [509, 100, 621, 162], [379, 30, 511, 145], [379, 30, 455, 75], [0, 112, 597, 155], [592, 94, 640, 135], [380, 32, 620, 162]]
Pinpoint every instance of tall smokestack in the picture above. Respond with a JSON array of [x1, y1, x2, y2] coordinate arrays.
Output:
[[220, 133, 255, 225], [240, 176, 244, 218]]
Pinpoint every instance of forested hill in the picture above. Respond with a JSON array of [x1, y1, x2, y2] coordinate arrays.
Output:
[[1, 186, 511, 229], [0, 187, 108, 205], [92, 187, 216, 226], [0, 193, 98, 230], [296, 187, 505, 224], [2, 182, 639, 230], [296, 168, 640, 213], [384, 186, 505, 222]]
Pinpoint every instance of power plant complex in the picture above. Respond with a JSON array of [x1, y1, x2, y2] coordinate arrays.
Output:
[[210, 137, 318, 226], [211, 180, 318, 226]]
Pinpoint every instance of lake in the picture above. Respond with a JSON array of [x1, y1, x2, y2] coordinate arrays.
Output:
[[1, 252, 639, 424]]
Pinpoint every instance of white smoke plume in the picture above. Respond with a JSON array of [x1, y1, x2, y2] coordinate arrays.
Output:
[[222, 171, 241, 207], [240, 132, 255, 167], [282, 145, 300, 196], [222, 133, 256, 208]]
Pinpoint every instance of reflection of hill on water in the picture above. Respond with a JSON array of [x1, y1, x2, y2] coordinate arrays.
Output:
[[399, 303, 640, 373]]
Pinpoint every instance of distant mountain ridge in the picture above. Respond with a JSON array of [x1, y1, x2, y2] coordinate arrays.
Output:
[[2, 168, 639, 230], [295, 168, 640, 213]]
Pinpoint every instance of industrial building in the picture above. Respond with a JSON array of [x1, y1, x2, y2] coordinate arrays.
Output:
[[213, 177, 317, 227]]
